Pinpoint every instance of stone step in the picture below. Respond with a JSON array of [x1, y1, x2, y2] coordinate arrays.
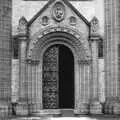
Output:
[[60, 109, 74, 117]]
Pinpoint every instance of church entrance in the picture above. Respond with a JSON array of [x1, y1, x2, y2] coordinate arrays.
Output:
[[42, 44, 74, 109]]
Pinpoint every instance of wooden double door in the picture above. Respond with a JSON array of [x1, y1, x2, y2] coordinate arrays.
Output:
[[42, 44, 74, 109]]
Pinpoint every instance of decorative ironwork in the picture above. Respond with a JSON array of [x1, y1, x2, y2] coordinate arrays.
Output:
[[43, 46, 59, 109]]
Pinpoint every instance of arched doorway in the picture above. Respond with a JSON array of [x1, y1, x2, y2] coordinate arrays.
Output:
[[42, 44, 74, 109]]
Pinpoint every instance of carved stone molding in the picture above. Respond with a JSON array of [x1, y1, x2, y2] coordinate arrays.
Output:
[[27, 27, 91, 61], [78, 59, 92, 64], [26, 59, 39, 64]]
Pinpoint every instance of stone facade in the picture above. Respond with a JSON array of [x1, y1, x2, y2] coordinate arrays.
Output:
[[13, 0, 102, 117], [104, 0, 120, 115], [0, 0, 120, 119], [0, 0, 12, 118], [10, 0, 120, 119], [0, 0, 11, 101]]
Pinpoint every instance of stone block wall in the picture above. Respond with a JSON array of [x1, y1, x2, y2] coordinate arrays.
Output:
[[104, 0, 120, 98], [0, 0, 12, 101]]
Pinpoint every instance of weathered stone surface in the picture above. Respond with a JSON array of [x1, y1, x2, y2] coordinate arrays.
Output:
[[15, 103, 29, 116]]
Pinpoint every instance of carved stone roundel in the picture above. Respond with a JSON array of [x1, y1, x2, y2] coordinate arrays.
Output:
[[52, 2, 65, 22]]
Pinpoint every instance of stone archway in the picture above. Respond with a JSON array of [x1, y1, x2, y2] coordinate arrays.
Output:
[[16, 14, 102, 115], [25, 29, 92, 114]]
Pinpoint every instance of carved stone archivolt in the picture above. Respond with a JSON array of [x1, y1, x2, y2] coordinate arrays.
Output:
[[27, 27, 91, 62]]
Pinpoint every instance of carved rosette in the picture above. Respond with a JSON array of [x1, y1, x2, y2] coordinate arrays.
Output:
[[52, 2, 65, 22]]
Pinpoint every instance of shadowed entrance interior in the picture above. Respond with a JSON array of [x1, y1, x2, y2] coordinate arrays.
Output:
[[59, 45, 74, 109]]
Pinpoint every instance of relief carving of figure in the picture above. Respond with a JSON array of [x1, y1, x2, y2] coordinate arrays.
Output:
[[52, 2, 65, 22], [90, 16, 99, 34]]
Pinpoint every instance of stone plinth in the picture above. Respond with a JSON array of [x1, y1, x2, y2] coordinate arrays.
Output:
[[15, 102, 29, 116], [113, 103, 120, 115], [74, 103, 89, 115], [0, 102, 11, 118], [104, 97, 120, 115], [89, 100, 103, 114]]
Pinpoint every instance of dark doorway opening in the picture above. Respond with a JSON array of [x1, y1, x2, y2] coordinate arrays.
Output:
[[59, 45, 74, 109]]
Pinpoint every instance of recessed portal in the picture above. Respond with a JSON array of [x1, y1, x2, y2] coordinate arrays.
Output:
[[43, 44, 74, 109]]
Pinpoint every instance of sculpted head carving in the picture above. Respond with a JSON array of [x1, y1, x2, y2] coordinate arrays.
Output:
[[52, 2, 65, 22], [90, 16, 99, 34], [17, 16, 28, 35]]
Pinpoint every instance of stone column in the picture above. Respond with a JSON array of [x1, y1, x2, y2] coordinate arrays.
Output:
[[11, 59, 19, 103], [15, 17, 29, 116], [74, 60, 91, 115], [90, 35, 99, 100], [89, 17, 103, 114], [19, 36, 27, 101], [104, 0, 120, 114], [89, 35, 102, 114]]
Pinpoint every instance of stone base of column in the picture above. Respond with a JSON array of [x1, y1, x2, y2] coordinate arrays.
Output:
[[15, 102, 29, 116], [74, 103, 89, 115], [89, 100, 103, 114], [104, 97, 120, 115], [0, 101, 11, 118], [113, 103, 120, 115], [28, 103, 42, 114]]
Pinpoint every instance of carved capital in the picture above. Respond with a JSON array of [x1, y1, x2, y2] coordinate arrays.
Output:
[[89, 35, 102, 42], [78, 59, 92, 64], [26, 59, 39, 64]]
